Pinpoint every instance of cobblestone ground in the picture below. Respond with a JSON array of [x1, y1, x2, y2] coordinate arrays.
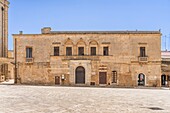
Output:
[[0, 85, 170, 113]]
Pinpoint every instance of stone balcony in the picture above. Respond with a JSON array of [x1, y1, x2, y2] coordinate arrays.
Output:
[[50, 55, 104, 61], [63, 55, 100, 61], [25, 58, 34, 63], [138, 56, 148, 63]]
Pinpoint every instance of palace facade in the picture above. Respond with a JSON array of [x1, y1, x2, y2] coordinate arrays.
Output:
[[13, 27, 162, 87]]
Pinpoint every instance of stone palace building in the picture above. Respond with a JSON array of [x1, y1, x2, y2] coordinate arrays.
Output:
[[13, 27, 162, 87]]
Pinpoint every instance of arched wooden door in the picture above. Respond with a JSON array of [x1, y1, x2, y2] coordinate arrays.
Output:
[[138, 73, 145, 86], [75, 66, 85, 84]]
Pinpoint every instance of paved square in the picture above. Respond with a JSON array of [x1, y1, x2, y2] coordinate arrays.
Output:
[[0, 85, 170, 113]]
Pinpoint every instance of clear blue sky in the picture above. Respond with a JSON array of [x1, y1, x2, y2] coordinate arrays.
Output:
[[8, 0, 170, 50]]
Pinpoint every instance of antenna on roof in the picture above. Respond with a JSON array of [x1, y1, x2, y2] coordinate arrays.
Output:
[[165, 35, 167, 51]]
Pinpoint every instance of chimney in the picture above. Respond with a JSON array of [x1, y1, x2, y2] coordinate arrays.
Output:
[[41, 27, 51, 34]]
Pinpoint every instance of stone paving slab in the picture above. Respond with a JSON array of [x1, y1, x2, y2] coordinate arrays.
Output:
[[0, 85, 170, 113]]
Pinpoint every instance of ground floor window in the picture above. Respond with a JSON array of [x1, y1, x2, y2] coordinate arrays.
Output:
[[112, 71, 117, 83]]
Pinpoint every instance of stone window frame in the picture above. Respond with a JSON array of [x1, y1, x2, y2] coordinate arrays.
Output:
[[65, 46, 73, 56], [52, 42, 61, 56], [78, 47, 85, 56], [112, 71, 117, 83], [64, 38, 74, 56], [101, 42, 111, 56], [103, 47, 109, 56], [90, 47, 97, 56], [25, 46, 33, 58], [140, 47, 146, 57], [138, 43, 148, 57], [76, 39, 87, 56], [54, 46, 60, 56], [89, 40, 99, 56]]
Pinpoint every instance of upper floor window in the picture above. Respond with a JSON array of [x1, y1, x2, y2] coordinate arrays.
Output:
[[140, 47, 146, 57], [78, 47, 84, 56], [54, 47, 59, 56], [103, 47, 109, 56], [91, 47, 96, 56], [66, 47, 72, 56], [26, 47, 32, 58]]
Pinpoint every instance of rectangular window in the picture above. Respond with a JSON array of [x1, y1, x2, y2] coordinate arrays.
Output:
[[112, 71, 117, 83], [91, 47, 96, 56], [78, 47, 84, 56], [66, 47, 72, 56], [26, 47, 32, 58], [54, 47, 59, 56], [140, 47, 146, 57], [103, 47, 109, 56]]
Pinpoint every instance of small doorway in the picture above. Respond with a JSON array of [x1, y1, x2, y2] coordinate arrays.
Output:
[[55, 76, 60, 85], [138, 73, 145, 86], [75, 66, 85, 84], [161, 75, 166, 86], [99, 72, 107, 84]]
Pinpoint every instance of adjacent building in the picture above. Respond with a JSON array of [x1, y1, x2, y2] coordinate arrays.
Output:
[[161, 51, 170, 86], [8, 50, 14, 79], [13, 27, 162, 87], [0, 0, 9, 82]]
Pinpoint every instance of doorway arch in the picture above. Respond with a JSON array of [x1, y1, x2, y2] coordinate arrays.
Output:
[[138, 73, 145, 86], [75, 66, 85, 84]]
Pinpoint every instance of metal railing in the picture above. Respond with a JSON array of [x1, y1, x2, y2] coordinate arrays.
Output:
[[63, 55, 100, 60], [26, 58, 34, 63], [138, 56, 148, 62], [50, 55, 112, 61]]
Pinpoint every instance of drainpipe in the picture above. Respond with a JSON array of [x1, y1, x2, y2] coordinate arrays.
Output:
[[1, 7, 4, 57], [14, 38, 17, 84]]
